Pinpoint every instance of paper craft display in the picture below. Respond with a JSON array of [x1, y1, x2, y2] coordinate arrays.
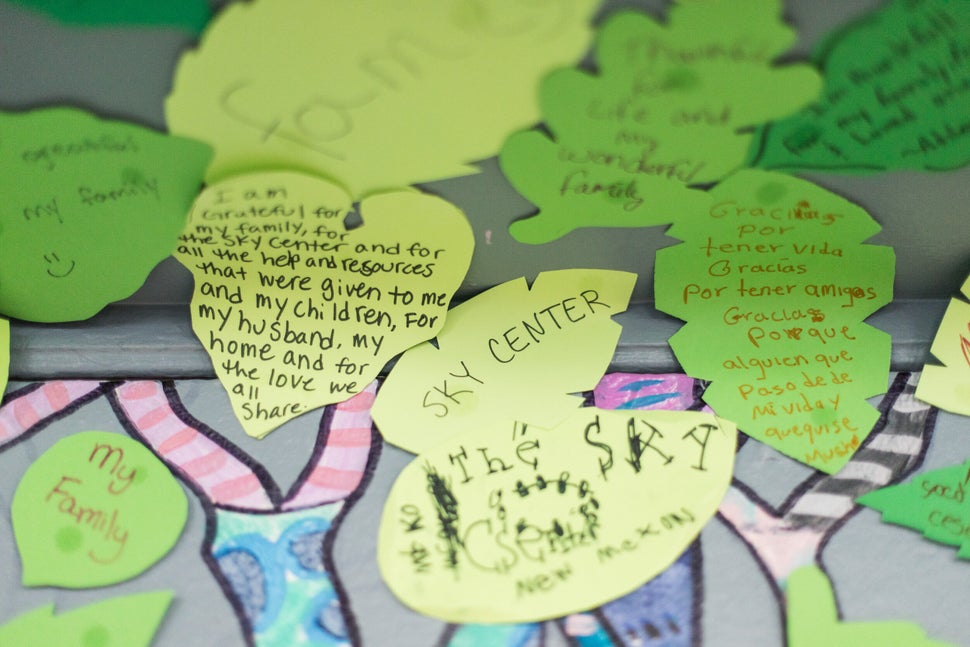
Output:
[[655, 169, 894, 473], [11, 431, 188, 588], [378, 407, 737, 623], [0, 107, 212, 322], [0, 591, 173, 647], [166, 0, 598, 197], [175, 171, 474, 438], [7, 0, 209, 32], [915, 274, 970, 415], [500, 1, 821, 244], [373, 269, 636, 454], [859, 458, 970, 559], [750, 0, 970, 173], [786, 566, 951, 647]]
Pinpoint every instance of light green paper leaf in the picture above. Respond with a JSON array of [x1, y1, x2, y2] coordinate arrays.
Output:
[[786, 565, 952, 647], [859, 458, 970, 559], [379, 407, 737, 623], [750, 0, 970, 173], [12, 431, 188, 588], [0, 107, 212, 322], [373, 269, 636, 454], [915, 274, 970, 415], [0, 591, 172, 647], [166, 0, 599, 197], [654, 169, 894, 473], [8, 0, 209, 32], [500, 2, 822, 244], [174, 171, 474, 438]]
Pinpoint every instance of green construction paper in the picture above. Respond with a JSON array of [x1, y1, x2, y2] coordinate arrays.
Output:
[[0, 318, 8, 398], [373, 268, 637, 454], [915, 274, 970, 415], [166, 0, 599, 198], [500, 1, 821, 244], [8, 0, 209, 32], [0, 107, 212, 322], [655, 169, 894, 473], [750, 0, 970, 173], [786, 565, 952, 647], [859, 457, 970, 559], [12, 431, 188, 588], [174, 171, 474, 439], [378, 407, 737, 623], [0, 591, 172, 647]]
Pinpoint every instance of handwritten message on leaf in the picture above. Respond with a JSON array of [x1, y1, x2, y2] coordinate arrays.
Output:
[[166, 0, 598, 197], [12, 431, 188, 588], [8, 0, 209, 32], [175, 171, 474, 438], [859, 458, 970, 559], [915, 274, 970, 415], [379, 408, 736, 623], [786, 565, 951, 647], [655, 170, 894, 473], [500, 1, 821, 244], [751, 0, 970, 173], [0, 108, 212, 322], [0, 591, 172, 647], [373, 269, 636, 454]]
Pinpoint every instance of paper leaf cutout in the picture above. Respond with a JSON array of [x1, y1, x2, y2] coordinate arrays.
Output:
[[0, 591, 172, 647], [859, 458, 970, 559], [0, 318, 8, 398], [373, 269, 636, 454], [915, 274, 970, 414], [166, 0, 598, 197], [786, 566, 952, 647], [0, 107, 212, 322], [8, 0, 209, 32], [378, 408, 736, 623], [500, 2, 821, 244], [174, 171, 474, 438], [750, 0, 970, 173], [655, 169, 894, 473], [12, 431, 188, 588]]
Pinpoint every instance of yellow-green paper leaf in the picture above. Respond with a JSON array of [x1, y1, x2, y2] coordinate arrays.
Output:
[[787, 566, 951, 647], [373, 269, 636, 454], [12, 431, 188, 588], [166, 0, 599, 197], [378, 408, 736, 623], [0, 591, 172, 647], [174, 171, 474, 438], [0, 318, 8, 398], [915, 274, 970, 415]]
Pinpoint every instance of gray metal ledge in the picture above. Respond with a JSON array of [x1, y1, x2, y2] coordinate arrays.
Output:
[[8, 299, 947, 379]]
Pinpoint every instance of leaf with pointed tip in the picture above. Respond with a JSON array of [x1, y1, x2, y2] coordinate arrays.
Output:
[[501, 1, 821, 244]]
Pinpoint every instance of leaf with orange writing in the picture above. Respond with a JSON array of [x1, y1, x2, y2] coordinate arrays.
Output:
[[915, 274, 970, 415], [501, 0, 821, 244], [0, 591, 172, 647], [0, 318, 8, 399], [373, 269, 636, 454], [858, 458, 970, 559], [750, 0, 970, 173], [12, 431, 187, 588], [655, 169, 894, 473], [166, 0, 598, 197]]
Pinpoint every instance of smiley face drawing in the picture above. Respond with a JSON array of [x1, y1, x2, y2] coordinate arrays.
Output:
[[43, 251, 76, 279]]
